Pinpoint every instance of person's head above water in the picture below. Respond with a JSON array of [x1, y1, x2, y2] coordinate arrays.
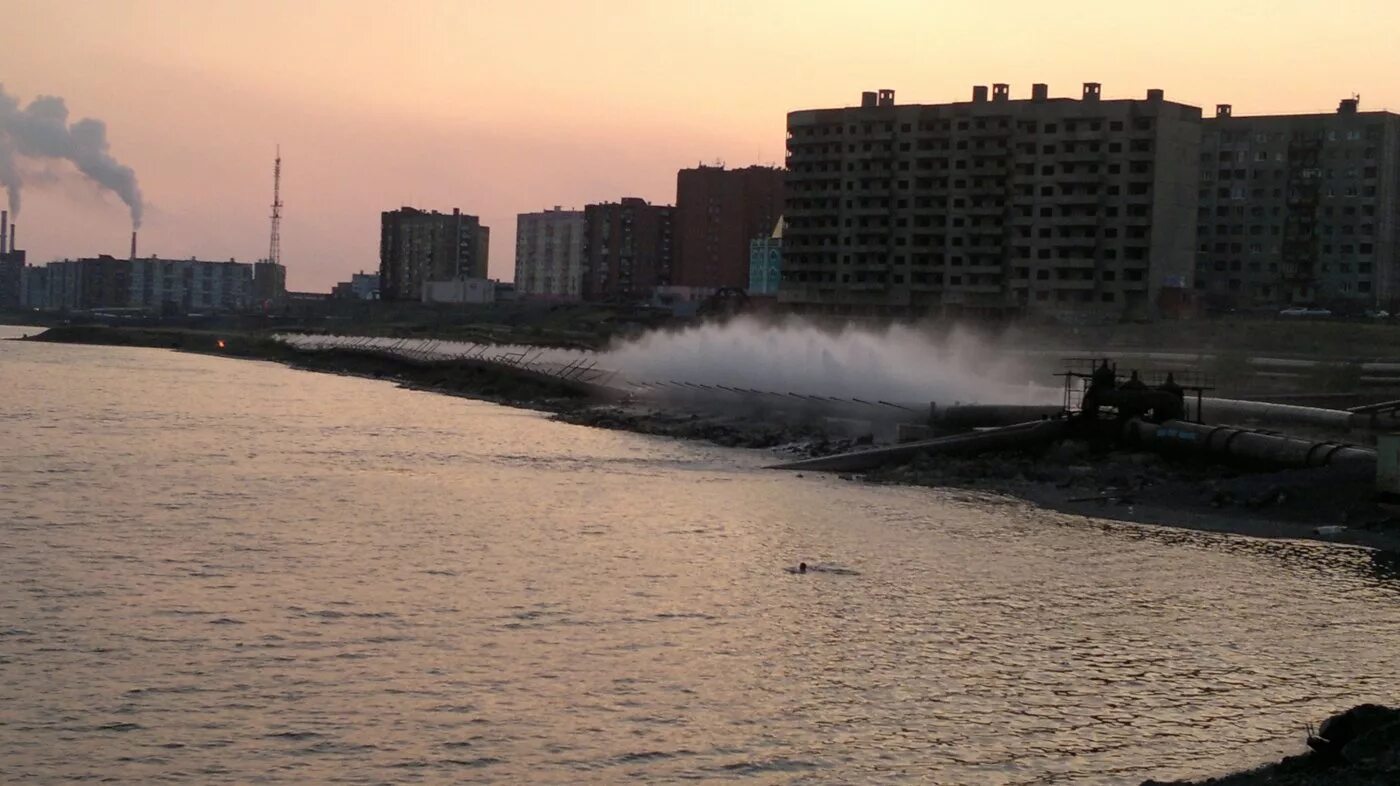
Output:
[[799, 562, 807, 573]]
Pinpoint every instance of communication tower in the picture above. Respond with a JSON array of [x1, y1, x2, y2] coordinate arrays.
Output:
[[268, 146, 282, 267]]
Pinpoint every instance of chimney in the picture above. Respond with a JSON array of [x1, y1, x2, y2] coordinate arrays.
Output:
[[130, 231, 137, 260], [992, 83, 1010, 102], [8, 223, 13, 253], [1031, 83, 1049, 102], [1338, 96, 1360, 114], [972, 85, 989, 103], [1082, 82, 1101, 102], [877, 88, 895, 107], [1, 211, 6, 255], [1146, 88, 1164, 102], [1216, 104, 1233, 118]]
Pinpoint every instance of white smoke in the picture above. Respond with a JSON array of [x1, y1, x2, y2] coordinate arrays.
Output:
[[0, 85, 144, 227], [600, 316, 1057, 406]]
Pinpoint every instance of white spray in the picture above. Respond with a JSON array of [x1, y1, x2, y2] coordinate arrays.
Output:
[[600, 316, 1056, 405]]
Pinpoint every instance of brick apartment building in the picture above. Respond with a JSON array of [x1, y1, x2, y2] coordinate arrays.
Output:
[[673, 164, 784, 291], [581, 198, 673, 302]]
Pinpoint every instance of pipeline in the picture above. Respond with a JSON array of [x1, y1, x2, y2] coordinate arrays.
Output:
[[930, 404, 1063, 430], [1126, 419, 1375, 468], [1190, 397, 1400, 438], [770, 418, 1070, 472]]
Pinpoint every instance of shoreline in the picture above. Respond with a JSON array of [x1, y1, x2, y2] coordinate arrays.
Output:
[[17, 324, 1400, 555]]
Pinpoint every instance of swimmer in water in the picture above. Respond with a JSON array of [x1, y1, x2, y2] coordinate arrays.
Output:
[[798, 562, 807, 574]]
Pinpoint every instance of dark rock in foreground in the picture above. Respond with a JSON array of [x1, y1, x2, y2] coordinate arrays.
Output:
[[1143, 704, 1400, 785]]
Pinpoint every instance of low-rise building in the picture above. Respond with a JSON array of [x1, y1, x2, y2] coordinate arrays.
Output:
[[748, 218, 783, 296], [332, 271, 380, 300], [422, 278, 495, 305], [29, 255, 253, 313]]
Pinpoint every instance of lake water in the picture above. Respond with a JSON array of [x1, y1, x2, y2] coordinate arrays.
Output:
[[3, 324, 1399, 784]]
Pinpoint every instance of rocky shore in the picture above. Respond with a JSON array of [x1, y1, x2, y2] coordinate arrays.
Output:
[[1143, 704, 1400, 786]]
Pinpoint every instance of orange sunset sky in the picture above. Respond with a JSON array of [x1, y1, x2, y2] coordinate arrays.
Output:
[[4, 0, 1400, 291]]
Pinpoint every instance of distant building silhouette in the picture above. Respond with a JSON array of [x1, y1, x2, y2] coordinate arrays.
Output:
[[515, 207, 585, 300], [581, 198, 673, 302], [1194, 97, 1400, 311], [379, 207, 489, 301]]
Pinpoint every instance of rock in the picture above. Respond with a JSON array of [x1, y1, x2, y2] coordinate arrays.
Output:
[[1311, 704, 1400, 759], [1341, 719, 1400, 767]]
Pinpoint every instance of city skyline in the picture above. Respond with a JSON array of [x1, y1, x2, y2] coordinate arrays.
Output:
[[4, 0, 1400, 290]]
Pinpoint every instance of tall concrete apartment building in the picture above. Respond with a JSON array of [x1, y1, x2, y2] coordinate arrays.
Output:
[[783, 84, 1202, 319], [581, 198, 673, 302], [379, 207, 490, 302], [1195, 98, 1400, 310], [514, 207, 586, 300], [674, 165, 784, 290]]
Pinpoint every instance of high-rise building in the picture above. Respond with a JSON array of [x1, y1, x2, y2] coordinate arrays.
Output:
[[379, 207, 490, 301], [581, 198, 673, 302], [674, 165, 784, 291], [783, 84, 1202, 320], [1194, 98, 1400, 311], [515, 207, 586, 300]]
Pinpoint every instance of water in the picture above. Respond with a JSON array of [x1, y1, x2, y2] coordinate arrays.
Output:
[[3, 325, 1399, 784]]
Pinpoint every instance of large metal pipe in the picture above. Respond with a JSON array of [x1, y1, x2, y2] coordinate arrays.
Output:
[[1126, 419, 1375, 468], [930, 404, 1063, 429], [770, 418, 1070, 472], [1193, 397, 1399, 434]]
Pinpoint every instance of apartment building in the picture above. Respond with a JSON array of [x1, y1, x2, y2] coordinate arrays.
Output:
[[30, 255, 253, 313], [379, 207, 490, 301], [782, 83, 1202, 320], [581, 198, 673, 302], [514, 207, 586, 300], [674, 165, 784, 291], [1195, 98, 1400, 310]]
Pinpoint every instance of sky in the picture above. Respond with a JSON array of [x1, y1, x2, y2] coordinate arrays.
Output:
[[3, 0, 1400, 291]]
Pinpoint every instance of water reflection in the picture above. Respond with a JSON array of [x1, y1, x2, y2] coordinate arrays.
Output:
[[2, 332, 1398, 785]]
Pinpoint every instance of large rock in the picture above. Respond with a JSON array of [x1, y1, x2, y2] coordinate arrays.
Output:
[[1312, 704, 1400, 759]]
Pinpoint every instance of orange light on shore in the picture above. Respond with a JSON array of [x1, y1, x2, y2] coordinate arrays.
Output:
[[217, 339, 226, 349]]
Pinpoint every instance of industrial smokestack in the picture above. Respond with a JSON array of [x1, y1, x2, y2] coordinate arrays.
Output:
[[1, 210, 6, 254], [8, 223, 13, 253], [130, 230, 137, 260]]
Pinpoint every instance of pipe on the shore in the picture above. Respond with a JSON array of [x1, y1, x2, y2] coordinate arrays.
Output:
[[1126, 419, 1376, 468], [1192, 397, 1400, 434], [930, 404, 1063, 429], [769, 418, 1070, 472]]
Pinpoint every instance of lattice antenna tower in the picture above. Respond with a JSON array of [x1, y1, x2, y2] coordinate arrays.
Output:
[[268, 146, 283, 266]]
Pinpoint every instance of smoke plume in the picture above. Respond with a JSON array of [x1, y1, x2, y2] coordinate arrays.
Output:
[[0, 85, 144, 227]]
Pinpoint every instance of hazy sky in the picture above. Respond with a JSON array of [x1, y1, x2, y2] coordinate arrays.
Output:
[[4, 0, 1400, 290]]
